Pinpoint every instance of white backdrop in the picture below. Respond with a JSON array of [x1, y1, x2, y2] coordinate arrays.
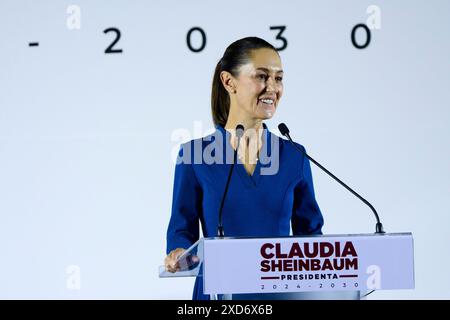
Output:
[[0, 0, 449, 299]]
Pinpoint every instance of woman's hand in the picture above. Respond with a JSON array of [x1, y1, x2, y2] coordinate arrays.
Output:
[[164, 248, 200, 273], [164, 248, 186, 273]]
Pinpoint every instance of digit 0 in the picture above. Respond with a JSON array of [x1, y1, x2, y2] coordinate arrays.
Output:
[[186, 27, 206, 53], [351, 23, 371, 49]]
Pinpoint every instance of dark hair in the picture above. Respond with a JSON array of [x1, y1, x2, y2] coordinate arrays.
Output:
[[211, 37, 277, 127]]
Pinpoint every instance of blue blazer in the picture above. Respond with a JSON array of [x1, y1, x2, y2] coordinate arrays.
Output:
[[166, 124, 324, 300]]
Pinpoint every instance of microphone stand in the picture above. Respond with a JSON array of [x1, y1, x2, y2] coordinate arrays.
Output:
[[217, 125, 244, 237], [278, 123, 385, 234]]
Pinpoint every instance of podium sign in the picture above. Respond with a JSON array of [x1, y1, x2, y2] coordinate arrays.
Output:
[[203, 233, 414, 295]]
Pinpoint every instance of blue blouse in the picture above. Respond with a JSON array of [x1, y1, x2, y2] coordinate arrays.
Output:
[[166, 124, 324, 300]]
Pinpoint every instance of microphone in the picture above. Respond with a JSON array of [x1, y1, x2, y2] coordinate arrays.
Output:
[[278, 123, 385, 234], [217, 124, 244, 237]]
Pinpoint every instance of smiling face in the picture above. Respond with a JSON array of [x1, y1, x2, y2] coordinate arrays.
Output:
[[226, 48, 284, 121]]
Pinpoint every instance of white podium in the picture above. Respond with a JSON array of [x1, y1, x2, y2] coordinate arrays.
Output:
[[160, 233, 414, 300]]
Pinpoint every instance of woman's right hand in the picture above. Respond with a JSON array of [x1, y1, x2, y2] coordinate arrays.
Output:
[[164, 248, 187, 273], [164, 248, 200, 273]]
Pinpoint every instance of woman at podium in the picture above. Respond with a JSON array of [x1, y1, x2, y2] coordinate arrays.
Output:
[[164, 37, 324, 300]]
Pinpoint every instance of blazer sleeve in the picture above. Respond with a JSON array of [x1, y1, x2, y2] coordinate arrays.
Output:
[[291, 145, 324, 235], [166, 146, 203, 254]]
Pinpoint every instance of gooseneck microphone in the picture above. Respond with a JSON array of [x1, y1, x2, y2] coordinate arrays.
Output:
[[217, 124, 245, 237], [278, 123, 385, 234]]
